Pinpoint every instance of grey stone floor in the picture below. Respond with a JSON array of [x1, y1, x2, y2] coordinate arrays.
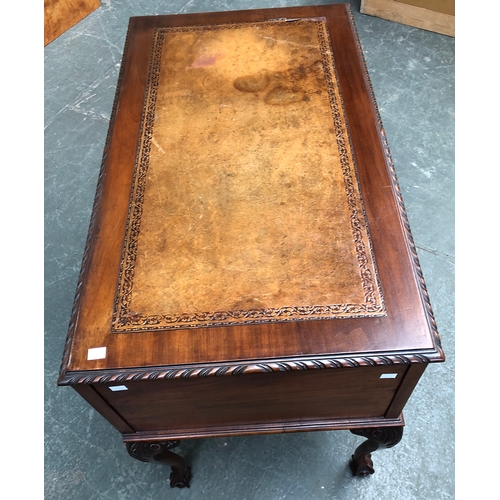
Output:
[[44, 1, 454, 498]]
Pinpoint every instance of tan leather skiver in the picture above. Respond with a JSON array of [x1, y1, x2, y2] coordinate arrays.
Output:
[[111, 19, 385, 332]]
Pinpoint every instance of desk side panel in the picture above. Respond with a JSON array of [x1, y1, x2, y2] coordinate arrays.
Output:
[[93, 365, 408, 435], [73, 384, 135, 434]]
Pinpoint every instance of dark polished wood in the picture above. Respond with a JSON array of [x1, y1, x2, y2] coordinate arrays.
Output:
[[350, 426, 404, 476], [58, 4, 444, 487], [126, 441, 191, 488]]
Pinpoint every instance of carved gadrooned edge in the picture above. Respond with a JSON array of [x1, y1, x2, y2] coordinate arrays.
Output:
[[58, 22, 134, 381], [58, 350, 441, 385], [346, 5, 444, 359], [110, 19, 386, 333]]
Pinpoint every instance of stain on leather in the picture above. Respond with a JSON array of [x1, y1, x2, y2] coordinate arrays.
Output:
[[233, 60, 323, 105], [264, 86, 306, 105], [233, 72, 270, 93]]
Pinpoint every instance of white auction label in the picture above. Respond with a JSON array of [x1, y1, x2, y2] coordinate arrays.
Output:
[[109, 385, 128, 392], [87, 346, 107, 360]]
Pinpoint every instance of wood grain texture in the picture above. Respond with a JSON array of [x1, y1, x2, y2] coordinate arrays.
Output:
[[94, 365, 408, 434], [86, 352, 415, 441], [361, 0, 455, 36], [74, 384, 134, 434], [44, 0, 100, 46], [395, 0, 454, 16]]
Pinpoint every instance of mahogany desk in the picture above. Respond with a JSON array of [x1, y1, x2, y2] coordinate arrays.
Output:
[[58, 3, 445, 488]]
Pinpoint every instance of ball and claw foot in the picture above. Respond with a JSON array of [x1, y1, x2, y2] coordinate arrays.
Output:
[[350, 452, 375, 476]]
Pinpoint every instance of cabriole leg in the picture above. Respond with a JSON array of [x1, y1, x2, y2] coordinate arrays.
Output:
[[126, 440, 191, 488], [349, 426, 404, 476]]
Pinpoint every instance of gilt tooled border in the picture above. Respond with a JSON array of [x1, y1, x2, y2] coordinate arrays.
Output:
[[111, 19, 386, 333], [317, 21, 385, 311], [346, 5, 443, 356]]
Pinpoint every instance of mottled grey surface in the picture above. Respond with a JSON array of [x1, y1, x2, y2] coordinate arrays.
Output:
[[44, 1, 454, 498]]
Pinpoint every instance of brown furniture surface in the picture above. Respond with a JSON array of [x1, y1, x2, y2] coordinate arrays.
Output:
[[58, 3, 445, 487], [44, 0, 101, 46], [360, 0, 455, 37]]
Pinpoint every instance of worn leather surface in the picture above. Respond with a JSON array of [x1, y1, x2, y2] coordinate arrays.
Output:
[[112, 19, 385, 331]]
